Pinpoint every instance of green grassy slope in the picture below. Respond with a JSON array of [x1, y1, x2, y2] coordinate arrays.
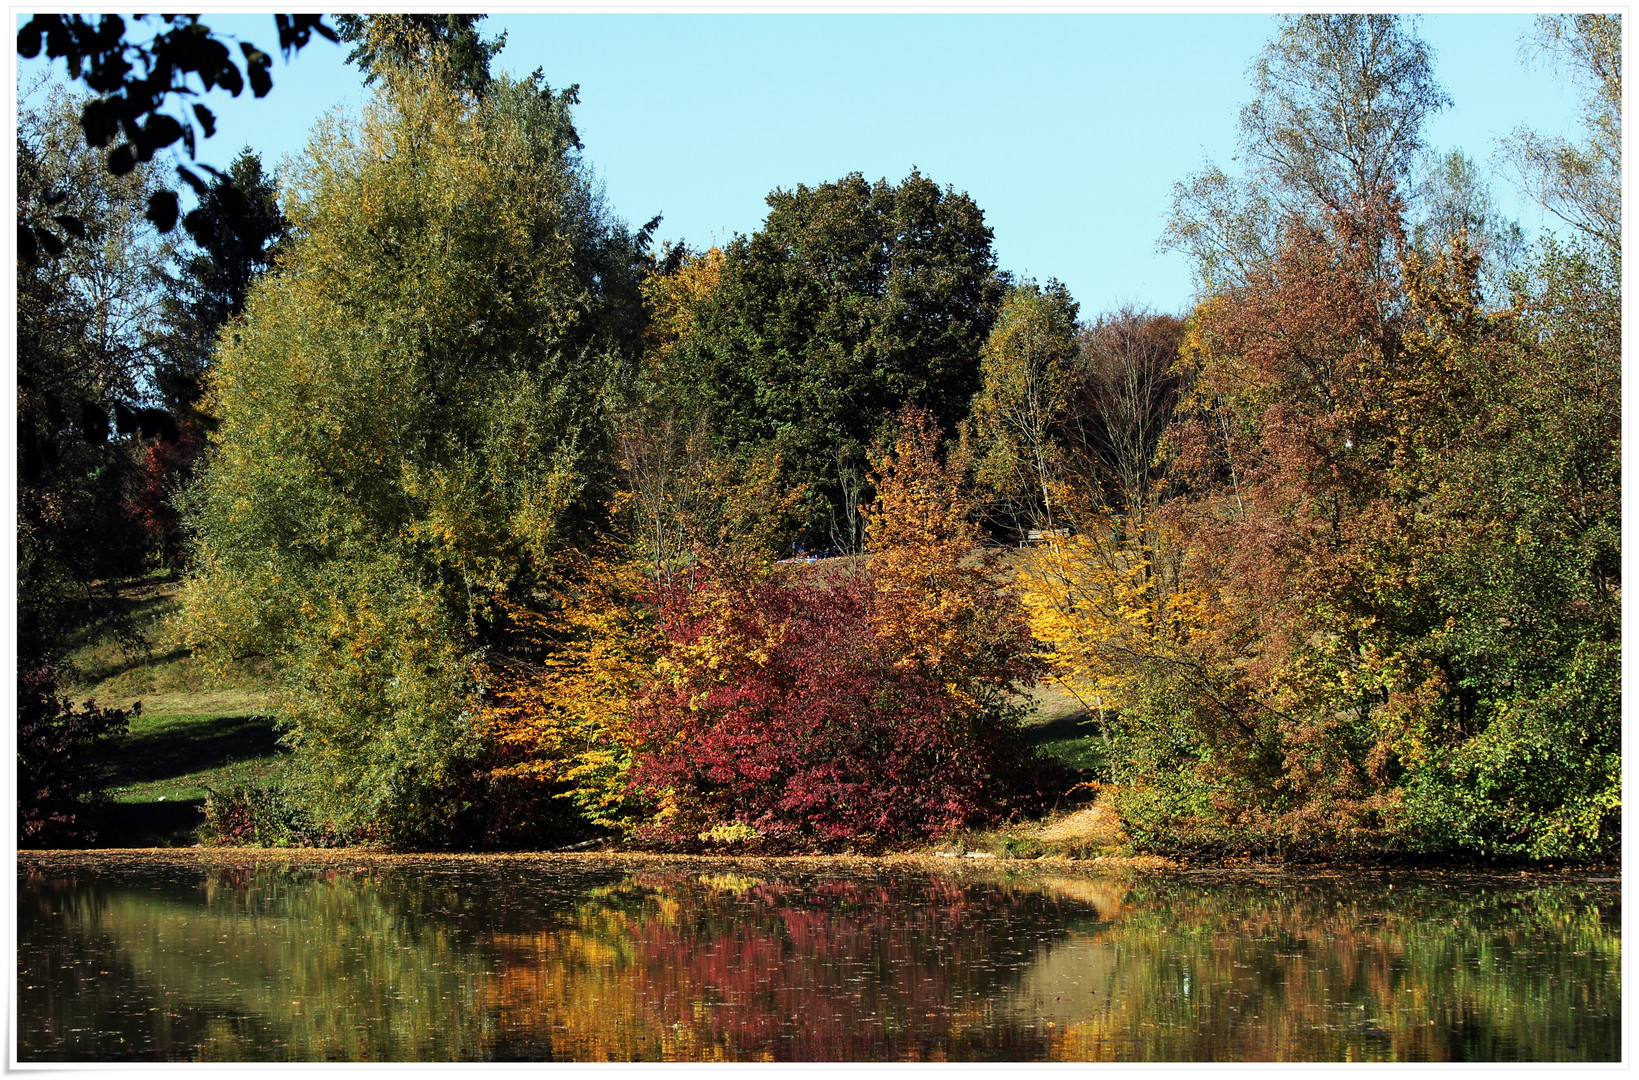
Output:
[[1020, 683, 1108, 780], [64, 576, 288, 847]]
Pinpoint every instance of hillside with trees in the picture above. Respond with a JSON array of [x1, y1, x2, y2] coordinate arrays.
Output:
[[18, 14, 1619, 860]]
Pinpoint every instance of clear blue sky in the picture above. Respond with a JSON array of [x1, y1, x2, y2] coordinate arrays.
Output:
[[15, 12, 1589, 317]]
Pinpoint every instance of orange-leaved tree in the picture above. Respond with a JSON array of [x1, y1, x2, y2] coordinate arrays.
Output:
[[476, 548, 658, 833], [865, 406, 1044, 704]]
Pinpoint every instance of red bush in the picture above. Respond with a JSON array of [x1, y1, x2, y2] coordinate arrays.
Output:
[[123, 420, 204, 570], [628, 561, 1055, 849], [624, 409, 1061, 849]]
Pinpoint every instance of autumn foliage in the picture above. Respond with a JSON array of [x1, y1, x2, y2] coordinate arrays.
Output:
[[477, 551, 658, 831], [1074, 200, 1620, 858], [625, 409, 1055, 848]]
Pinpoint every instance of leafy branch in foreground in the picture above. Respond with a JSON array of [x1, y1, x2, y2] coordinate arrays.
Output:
[[16, 13, 335, 253]]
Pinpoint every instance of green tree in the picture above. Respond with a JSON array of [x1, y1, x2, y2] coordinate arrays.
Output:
[[334, 13, 507, 98], [129, 150, 286, 569], [152, 148, 285, 414], [965, 279, 1081, 536], [1388, 238, 1620, 857], [668, 170, 1005, 546], [16, 85, 172, 842], [176, 54, 649, 846]]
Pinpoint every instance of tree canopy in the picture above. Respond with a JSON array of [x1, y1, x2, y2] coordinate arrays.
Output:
[[666, 170, 1005, 544], [335, 14, 507, 98], [176, 54, 650, 845]]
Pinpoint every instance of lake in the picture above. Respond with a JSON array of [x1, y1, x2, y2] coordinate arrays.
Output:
[[16, 852, 1620, 1062]]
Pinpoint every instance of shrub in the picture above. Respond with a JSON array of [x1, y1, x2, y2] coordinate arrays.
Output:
[[629, 565, 1053, 849], [199, 773, 367, 848], [18, 664, 132, 847], [627, 409, 1064, 849]]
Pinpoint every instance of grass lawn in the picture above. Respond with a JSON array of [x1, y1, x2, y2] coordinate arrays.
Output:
[[1021, 683, 1109, 780], [62, 575, 290, 848]]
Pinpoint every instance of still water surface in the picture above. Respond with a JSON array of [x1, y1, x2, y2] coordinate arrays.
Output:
[[17, 854, 1619, 1062]]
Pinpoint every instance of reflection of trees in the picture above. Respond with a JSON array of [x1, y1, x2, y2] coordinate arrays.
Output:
[[479, 872, 1107, 1060], [19, 863, 516, 1059], [1028, 876, 1621, 1061], [16, 862, 1621, 1062]]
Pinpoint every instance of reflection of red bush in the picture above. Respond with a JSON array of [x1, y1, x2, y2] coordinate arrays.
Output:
[[482, 873, 1068, 1061], [628, 563, 1055, 848]]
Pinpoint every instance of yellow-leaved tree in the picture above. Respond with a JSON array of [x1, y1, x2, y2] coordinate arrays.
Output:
[[993, 306, 1197, 734]]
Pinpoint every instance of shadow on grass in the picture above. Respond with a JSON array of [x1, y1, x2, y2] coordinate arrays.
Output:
[[74, 646, 192, 687], [89, 799, 206, 848], [1027, 709, 1109, 779], [106, 715, 285, 788], [1025, 708, 1093, 746], [58, 583, 176, 654]]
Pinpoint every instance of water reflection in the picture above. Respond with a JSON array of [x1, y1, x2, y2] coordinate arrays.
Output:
[[16, 857, 1619, 1061]]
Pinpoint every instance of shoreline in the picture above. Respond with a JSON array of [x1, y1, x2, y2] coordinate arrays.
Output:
[[16, 847, 1619, 881]]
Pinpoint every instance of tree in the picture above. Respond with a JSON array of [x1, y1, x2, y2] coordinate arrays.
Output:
[[476, 549, 658, 839], [130, 150, 286, 570], [175, 51, 650, 846], [1006, 309, 1192, 758], [335, 14, 507, 98], [616, 245, 806, 577], [18, 86, 178, 660], [475, 407, 809, 841], [670, 171, 1005, 544], [1166, 14, 1450, 290], [152, 148, 285, 415], [1409, 149, 1524, 302], [1156, 198, 1417, 851], [865, 407, 1044, 705], [1100, 195, 1620, 858], [1068, 308, 1187, 521], [1502, 14, 1620, 256], [16, 14, 335, 245], [965, 280, 1081, 536], [1387, 239, 1620, 857], [1241, 15, 1448, 217]]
